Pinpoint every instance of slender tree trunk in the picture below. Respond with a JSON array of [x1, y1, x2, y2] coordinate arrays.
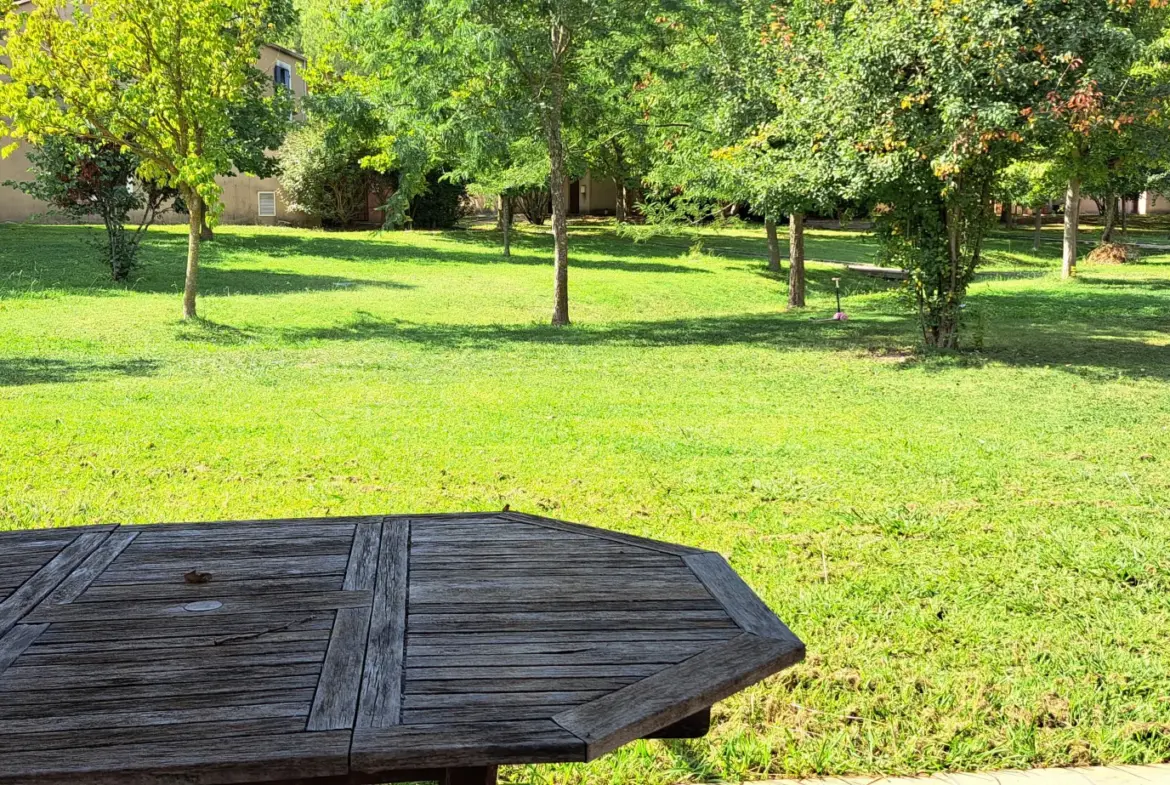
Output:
[[788, 212, 806, 308], [1033, 208, 1043, 252], [501, 195, 512, 258], [545, 55, 570, 326], [615, 183, 626, 223], [1001, 198, 1013, 228], [183, 189, 202, 320], [765, 217, 782, 273], [1063, 178, 1080, 278], [1101, 193, 1117, 244], [1121, 196, 1128, 239]]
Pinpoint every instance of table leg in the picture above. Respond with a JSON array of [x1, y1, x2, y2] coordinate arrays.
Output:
[[441, 765, 498, 785]]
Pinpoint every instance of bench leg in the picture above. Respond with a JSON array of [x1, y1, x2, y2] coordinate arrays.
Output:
[[442, 766, 497, 785], [646, 707, 712, 739]]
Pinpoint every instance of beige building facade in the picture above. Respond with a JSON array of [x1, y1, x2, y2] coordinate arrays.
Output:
[[1, 2, 308, 225]]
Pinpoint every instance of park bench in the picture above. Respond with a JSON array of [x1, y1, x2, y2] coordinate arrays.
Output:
[[0, 511, 804, 785]]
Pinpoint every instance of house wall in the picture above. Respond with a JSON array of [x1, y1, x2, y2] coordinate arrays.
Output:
[[0, 34, 309, 226]]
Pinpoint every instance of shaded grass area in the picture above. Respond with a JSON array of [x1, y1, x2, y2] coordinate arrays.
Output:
[[0, 220, 1168, 781]]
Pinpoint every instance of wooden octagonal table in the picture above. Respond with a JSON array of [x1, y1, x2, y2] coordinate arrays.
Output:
[[0, 511, 805, 785]]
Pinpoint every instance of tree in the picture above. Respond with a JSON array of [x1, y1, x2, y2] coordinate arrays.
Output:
[[998, 160, 1065, 252], [5, 136, 179, 280], [0, 0, 272, 319], [642, 0, 839, 309], [1025, 1, 1170, 277], [783, 0, 1104, 347], [310, 0, 670, 326], [279, 104, 393, 228]]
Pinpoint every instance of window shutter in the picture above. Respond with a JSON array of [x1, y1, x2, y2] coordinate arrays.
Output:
[[258, 192, 277, 218]]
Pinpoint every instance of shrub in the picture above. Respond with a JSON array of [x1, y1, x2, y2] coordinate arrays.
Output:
[[408, 171, 469, 229], [5, 136, 178, 280], [279, 121, 393, 228]]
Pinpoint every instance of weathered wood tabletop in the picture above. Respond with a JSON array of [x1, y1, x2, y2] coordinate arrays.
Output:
[[0, 511, 804, 785]]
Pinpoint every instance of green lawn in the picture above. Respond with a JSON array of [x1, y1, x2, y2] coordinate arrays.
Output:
[[1, 219, 1168, 782]]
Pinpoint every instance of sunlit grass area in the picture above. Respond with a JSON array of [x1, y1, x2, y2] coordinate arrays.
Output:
[[1, 219, 1168, 781]]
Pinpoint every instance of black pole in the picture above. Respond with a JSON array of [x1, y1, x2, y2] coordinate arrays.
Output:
[[833, 277, 842, 312]]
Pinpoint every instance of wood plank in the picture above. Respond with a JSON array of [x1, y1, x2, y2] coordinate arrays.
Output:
[[0, 674, 322, 704], [408, 601, 724, 615], [118, 538, 352, 559], [403, 705, 581, 724], [344, 520, 381, 591], [0, 730, 352, 785], [0, 688, 318, 721], [499, 511, 704, 556], [131, 523, 358, 542], [406, 628, 740, 646], [684, 551, 803, 643], [19, 640, 328, 667], [0, 661, 323, 691], [41, 532, 138, 606], [403, 691, 608, 710], [405, 663, 666, 681], [307, 606, 371, 730], [409, 578, 714, 605], [409, 566, 694, 580], [406, 676, 641, 695], [406, 639, 712, 666], [407, 610, 739, 634], [0, 624, 47, 676], [0, 701, 309, 736], [552, 633, 805, 760], [96, 555, 349, 585], [409, 541, 668, 558], [356, 519, 409, 729], [25, 590, 371, 623], [16, 645, 322, 671], [77, 575, 345, 603], [352, 720, 585, 771], [0, 531, 110, 635], [32, 614, 335, 644], [0, 717, 308, 755], [26, 628, 331, 656]]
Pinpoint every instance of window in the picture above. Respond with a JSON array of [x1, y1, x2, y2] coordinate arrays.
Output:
[[274, 61, 292, 92], [258, 192, 277, 218]]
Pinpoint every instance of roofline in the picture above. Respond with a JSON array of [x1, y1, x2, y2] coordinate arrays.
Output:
[[264, 42, 306, 63]]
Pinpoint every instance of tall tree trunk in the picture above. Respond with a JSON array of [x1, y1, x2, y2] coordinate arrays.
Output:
[[1121, 196, 1128, 239], [1001, 198, 1013, 228], [615, 183, 626, 223], [1063, 178, 1080, 278], [1101, 193, 1117, 243], [545, 50, 570, 326], [501, 195, 512, 258], [183, 188, 202, 320], [765, 217, 782, 273], [1033, 208, 1043, 252], [788, 212, 806, 308]]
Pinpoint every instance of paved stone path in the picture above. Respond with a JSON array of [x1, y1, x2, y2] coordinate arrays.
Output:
[[758, 764, 1170, 785]]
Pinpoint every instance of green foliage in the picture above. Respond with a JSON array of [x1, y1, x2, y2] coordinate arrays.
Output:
[[999, 161, 1065, 210], [279, 115, 393, 228], [407, 170, 469, 230], [4, 137, 179, 280], [0, 0, 278, 318]]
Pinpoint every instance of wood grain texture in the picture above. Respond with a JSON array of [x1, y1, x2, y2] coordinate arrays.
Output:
[[356, 518, 409, 729], [553, 633, 806, 760], [0, 531, 110, 635], [499, 511, 704, 556], [352, 721, 585, 771], [0, 624, 48, 676], [0, 512, 803, 783], [308, 606, 372, 730], [684, 551, 803, 644], [42, 532, 138, 605], [0, 730, 351, 785]]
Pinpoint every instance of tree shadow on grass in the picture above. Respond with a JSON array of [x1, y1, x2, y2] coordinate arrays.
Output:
[[215, 229, 711, 275], [0, 357, 159, 387]]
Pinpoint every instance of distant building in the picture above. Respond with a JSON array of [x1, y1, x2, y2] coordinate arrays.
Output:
[[0, 1, 308, 225]]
